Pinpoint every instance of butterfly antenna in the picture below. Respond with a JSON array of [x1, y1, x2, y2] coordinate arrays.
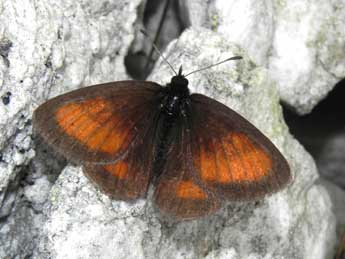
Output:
[[184, 56, 243, 77], [141, 29, 178, 76]]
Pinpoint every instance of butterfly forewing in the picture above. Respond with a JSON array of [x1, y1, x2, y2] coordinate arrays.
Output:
[[33, 81, 162, 163], [189, 93, 291, 200]]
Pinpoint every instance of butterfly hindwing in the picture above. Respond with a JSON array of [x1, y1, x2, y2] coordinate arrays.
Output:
[[154, 92, 291, 219], [189, 93, 291, 201], [153, 115, 221, 219], [82, 112, 159, 200], [33, 81, 162, 163]]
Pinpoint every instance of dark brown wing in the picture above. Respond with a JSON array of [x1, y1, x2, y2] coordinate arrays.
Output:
[[153, 115, 221, 220], [33, 81, 162, 163], [189, 93, 291, 201], [82, 110, 159, 200]]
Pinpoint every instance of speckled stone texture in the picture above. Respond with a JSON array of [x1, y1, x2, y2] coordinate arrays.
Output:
[[186, 0, 345, 114], [0, 0, 141, 258], [0, 1, 341, 258]]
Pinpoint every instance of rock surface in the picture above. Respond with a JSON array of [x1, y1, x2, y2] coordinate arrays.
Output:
[[37, 28, 336, 259], [0, 0, 141, 258], [186, 0, 345, 114], [317, 132, 345, 189], [0, 0, 342, 258]]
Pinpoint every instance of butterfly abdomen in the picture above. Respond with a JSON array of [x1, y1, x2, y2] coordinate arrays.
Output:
[[151, 113, 174, 181], [151, 84, 191, 182]]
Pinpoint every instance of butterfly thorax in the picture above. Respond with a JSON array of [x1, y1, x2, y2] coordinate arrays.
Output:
[[160, 74, 190, 117]]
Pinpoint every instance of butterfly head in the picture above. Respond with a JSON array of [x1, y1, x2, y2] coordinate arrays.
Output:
[[169, 66, 189, 98]]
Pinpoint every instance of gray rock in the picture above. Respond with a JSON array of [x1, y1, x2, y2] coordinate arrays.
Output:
[[320, 179, 345, 256], [0, 0, 141, 258], [38, 28, 336, 259], [321, 179, 345, 232], [317, 132, 345, 189], [186, 0, 345, 114], [1, 0, 341, 257], [269, 0, 345, 114]]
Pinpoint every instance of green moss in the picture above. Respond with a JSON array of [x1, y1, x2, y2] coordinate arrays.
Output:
[[49, 188, 58, 204], [308, 10, 345, 65], [273, 0, 287, 13], [248, 67, 288, 138], [271, 98, 287, 137], [210, 14, 220, 31]]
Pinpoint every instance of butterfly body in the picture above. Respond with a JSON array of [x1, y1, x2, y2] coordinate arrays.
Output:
[[33, 72, 291, 220], [150, 72, 191, 181]]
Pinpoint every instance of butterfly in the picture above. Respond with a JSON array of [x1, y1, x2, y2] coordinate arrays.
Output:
[[33, 58, 291, 220]]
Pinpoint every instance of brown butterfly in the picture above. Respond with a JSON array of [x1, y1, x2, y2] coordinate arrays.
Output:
[[33, 57, 291, 220]]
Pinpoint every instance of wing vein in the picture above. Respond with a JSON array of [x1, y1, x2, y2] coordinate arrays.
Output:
[[220, 136, 234, 184]]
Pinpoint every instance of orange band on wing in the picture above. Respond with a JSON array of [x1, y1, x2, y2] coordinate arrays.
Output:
[[199, 140, 217, 182], [199, 132, 272, 184], [230, 133, 272, 181], [104, 161, 129, 180], [55, 97, 129, 154], [176, 181, 207, 200]]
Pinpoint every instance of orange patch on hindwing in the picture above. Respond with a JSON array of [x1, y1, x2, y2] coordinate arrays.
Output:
[[104, 161, 129, 180], [176, 181, 207, 200]]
